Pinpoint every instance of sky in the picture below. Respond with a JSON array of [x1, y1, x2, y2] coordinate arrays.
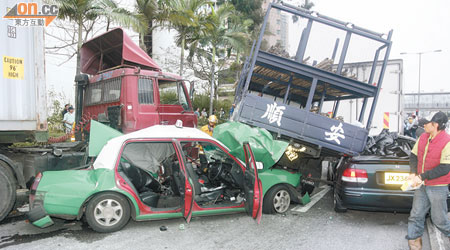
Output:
[[45, 0, 450, 105], [312, 0, 450, 94]]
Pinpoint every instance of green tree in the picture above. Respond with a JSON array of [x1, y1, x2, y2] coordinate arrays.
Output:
[[188, 3, 251, 115], [51, 0, 142, 74], [219, 0, 263, 35], [134, 0, 168, 56], [165, 0, 210, 76]]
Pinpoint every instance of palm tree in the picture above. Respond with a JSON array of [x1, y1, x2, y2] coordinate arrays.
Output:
[[189, 3, 251, 115], [165, 0, 210, 76], [52, 0, 142, 74], [134, 0, 168, 56]]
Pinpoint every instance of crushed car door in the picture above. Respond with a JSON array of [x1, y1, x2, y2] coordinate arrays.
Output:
[[243, 142, 263, 223], [174, 140, 195, 223]]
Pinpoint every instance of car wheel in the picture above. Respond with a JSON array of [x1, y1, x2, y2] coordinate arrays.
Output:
[[0, 162, 16, 222], [263, 185, 291, 214], [85, 193, 130, 233], [333, 185, 347, 213]]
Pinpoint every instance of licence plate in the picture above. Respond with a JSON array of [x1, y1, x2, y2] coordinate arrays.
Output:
[[385, 172, 409, 184]]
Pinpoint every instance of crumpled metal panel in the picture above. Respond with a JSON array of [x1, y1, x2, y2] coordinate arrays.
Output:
[[213, 121, 288, 169], [80, 28, 161, 75], [363, 129, 414, 157]]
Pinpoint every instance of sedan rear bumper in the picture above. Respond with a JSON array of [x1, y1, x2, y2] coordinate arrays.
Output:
[[27, 205, 54, 228], [338, 186, 415, 212], [338, 186, 450, 212]]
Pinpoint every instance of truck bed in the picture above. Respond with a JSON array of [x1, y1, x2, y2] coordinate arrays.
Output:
[[233, 2, 393, 157]]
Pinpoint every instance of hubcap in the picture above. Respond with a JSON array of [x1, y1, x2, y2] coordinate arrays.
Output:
[[94, 199, 123, 227], [273, 189, 290, 213]]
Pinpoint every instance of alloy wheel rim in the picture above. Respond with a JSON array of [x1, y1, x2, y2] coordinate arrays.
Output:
[[94, 199, 123, 227], [273, 190, 290, 213]]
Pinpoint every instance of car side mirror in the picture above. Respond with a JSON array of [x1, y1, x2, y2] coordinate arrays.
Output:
[[256, 162, 264, 170]]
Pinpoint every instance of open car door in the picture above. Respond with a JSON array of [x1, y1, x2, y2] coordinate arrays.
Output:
[[243, 142, 263, 223], [183, 176, 195, 223], [175, 141, 195, 223]]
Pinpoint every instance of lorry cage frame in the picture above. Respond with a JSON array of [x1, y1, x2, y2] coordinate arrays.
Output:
[[233, 2, 393, 156]]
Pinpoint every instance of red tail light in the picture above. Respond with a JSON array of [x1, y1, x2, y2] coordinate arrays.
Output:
[[31, 172, 42, 191], [29, 172, 42, 207], [342, 168, 368, 183]]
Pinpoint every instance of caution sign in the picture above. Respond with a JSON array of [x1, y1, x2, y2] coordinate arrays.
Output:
[[3, 56, 24, 80], [383, 112, 389, 129]]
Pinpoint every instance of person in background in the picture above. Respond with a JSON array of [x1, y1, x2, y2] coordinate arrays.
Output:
[[411, 114, 419, 138], [61, 104, 70, 118], [415, 118, 428, 138], [404, 116, 414, 137], [406, 111, 450, 249], [200, 115, 218, 136], [63, 106, 75, 134], [213, 108, 217, 115], [201, 108, 207, 118], [229, 104, 236, 120], [219, 107, 225, 119], [194, 108, 200, 117]]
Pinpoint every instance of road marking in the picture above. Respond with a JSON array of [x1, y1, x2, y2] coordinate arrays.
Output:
[[291, 186, 331, 213]]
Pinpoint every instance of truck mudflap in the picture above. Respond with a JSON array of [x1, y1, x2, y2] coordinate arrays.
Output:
[[27, 205, 54, 228]]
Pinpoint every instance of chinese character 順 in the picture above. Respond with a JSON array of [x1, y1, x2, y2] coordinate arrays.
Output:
[[261, 102, 286, 126]]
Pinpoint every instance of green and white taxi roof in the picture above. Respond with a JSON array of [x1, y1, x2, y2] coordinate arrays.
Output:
[[93, 125, 223, 170]]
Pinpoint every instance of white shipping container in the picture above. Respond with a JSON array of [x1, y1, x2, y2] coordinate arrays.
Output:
[[323, 59, 403, 135], [0, 0, 47, 132]]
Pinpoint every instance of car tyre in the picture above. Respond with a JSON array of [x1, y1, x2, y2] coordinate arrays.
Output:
[[0, 162, 16, 222], [85, 192, 130, 233], [333, 185, 347, 213], [263, 185, 291, 214]]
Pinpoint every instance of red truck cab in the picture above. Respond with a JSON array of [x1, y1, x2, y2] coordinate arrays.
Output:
[[76, 28, 197, 133]]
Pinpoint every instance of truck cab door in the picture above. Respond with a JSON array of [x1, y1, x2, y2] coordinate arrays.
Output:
[[243, 142, 263, 223], [157, 80, 197, 127]]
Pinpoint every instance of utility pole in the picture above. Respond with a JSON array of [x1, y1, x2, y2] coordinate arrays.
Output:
[[400, 49, 442, 117]]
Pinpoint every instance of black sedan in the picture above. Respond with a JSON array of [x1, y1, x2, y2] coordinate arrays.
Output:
[[333, 144, 450, 213]]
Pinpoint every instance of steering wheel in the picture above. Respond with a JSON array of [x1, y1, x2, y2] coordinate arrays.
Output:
[[208, 161, 223, 181]]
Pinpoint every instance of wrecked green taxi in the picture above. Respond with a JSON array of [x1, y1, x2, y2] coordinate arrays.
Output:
[[27, 121, 309, 233]]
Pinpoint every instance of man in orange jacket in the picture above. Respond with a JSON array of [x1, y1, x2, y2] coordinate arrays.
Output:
[[406, 111, 450, 249]]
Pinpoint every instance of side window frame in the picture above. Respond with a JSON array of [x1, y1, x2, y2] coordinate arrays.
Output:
[[138, 77, 155, 104]]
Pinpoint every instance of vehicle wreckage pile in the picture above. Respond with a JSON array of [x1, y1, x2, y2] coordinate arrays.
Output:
[[363, 129, 415, 157]]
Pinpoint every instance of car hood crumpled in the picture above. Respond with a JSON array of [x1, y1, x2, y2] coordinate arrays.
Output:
[[213, 121, 288, 169]]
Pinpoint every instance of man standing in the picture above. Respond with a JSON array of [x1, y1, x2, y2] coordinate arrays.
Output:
[[194, 108, 200, 117], [201, 108, 207, 118], [219, 107, 225, 119], [61, 104, 70, 118], [63, 106, 75, 134], [406, 111, 450, 250], [229, 104, 236, 120]]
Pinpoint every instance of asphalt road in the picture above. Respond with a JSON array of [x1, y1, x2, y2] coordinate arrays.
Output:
[[0, 187, 431, 250]]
